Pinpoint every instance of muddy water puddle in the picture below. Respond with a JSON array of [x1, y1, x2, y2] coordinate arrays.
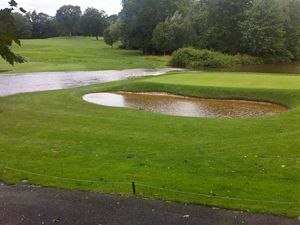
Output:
[[83, 92, 287, 118]]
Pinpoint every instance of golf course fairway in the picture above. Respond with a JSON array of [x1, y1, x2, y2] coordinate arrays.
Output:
[[0, 72, 299, 217], [0, 37, 169, 73]]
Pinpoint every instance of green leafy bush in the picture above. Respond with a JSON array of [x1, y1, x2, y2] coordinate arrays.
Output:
[[234, 54, 264, 65], [171, 48, 263, 69]]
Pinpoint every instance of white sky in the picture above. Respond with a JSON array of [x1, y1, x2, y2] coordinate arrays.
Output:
[[0, 0, 122, 16]]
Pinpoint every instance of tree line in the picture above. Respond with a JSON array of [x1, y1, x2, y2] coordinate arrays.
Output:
[[2, 0, 300, 66], [12, 5, 117, 40], [104, 0, 300, 60]]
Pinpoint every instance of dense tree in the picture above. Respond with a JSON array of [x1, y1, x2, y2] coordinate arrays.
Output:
[[107, 14, 118, 25], [120, 0, 193, 53], [12, 12, 32, 39], [152, 21, 175, 54], [56, 5, 82, 36], [101, 0, 300, 59], [80, 8, 107, 40], [165, 11, 196, 50], [189, 0, 252, 53], [240, 0, 288, 57], [104, 22, 122, 47], [284, 0, 300, 59], [27, 11, 58, 38], [0, 0, 25, 65]]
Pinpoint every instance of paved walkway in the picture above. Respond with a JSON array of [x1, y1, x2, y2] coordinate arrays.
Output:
[[0, 183, 299, 225]]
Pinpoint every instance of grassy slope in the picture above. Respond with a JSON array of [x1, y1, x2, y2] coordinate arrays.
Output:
[[0, 37, 169, 73], [0, 72, 299, 217]]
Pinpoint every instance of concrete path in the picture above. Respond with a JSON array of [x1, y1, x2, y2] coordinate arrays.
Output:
[[0, 183, 299, 225]]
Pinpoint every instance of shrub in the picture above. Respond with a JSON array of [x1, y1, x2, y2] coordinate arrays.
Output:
[[171, 48, 263, 69], [233, 53, 264, 65]]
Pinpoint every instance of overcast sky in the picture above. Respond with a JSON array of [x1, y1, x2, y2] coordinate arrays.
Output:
[[0, 0, 122, 16]]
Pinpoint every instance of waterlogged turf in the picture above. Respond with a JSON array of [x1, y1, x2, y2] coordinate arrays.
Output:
[[0, 37, 169, 73], [0, 72, 299, 217]]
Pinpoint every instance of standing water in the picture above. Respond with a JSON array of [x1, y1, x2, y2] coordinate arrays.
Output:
[[0, 68, 178, 96], [83, 92, 287, 118]]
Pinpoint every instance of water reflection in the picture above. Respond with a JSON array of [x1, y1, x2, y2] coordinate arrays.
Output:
[[83, 92, 287, 118]]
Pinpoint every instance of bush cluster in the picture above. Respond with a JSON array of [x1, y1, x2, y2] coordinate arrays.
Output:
[[171, 48, 263, 69]]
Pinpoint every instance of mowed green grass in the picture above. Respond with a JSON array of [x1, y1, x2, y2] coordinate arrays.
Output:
[[0, 72, 300, 217], [0, 37, 169, 73], [147, 71, 300, 90]]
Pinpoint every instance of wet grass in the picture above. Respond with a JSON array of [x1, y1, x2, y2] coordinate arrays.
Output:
[[0, 37, 170, 73], [146, 71, 300, 90], [0, 72, 299, 217]]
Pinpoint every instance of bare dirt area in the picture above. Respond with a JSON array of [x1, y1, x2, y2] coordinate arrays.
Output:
[[0, 183, 299, 225]]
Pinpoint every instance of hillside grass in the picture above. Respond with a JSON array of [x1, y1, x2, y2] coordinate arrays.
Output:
[[0, 37, 170, 73], [0, 72, 299, 217]]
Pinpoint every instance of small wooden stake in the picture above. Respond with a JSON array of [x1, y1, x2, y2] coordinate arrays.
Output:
[[132, 181, 136, 195]]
